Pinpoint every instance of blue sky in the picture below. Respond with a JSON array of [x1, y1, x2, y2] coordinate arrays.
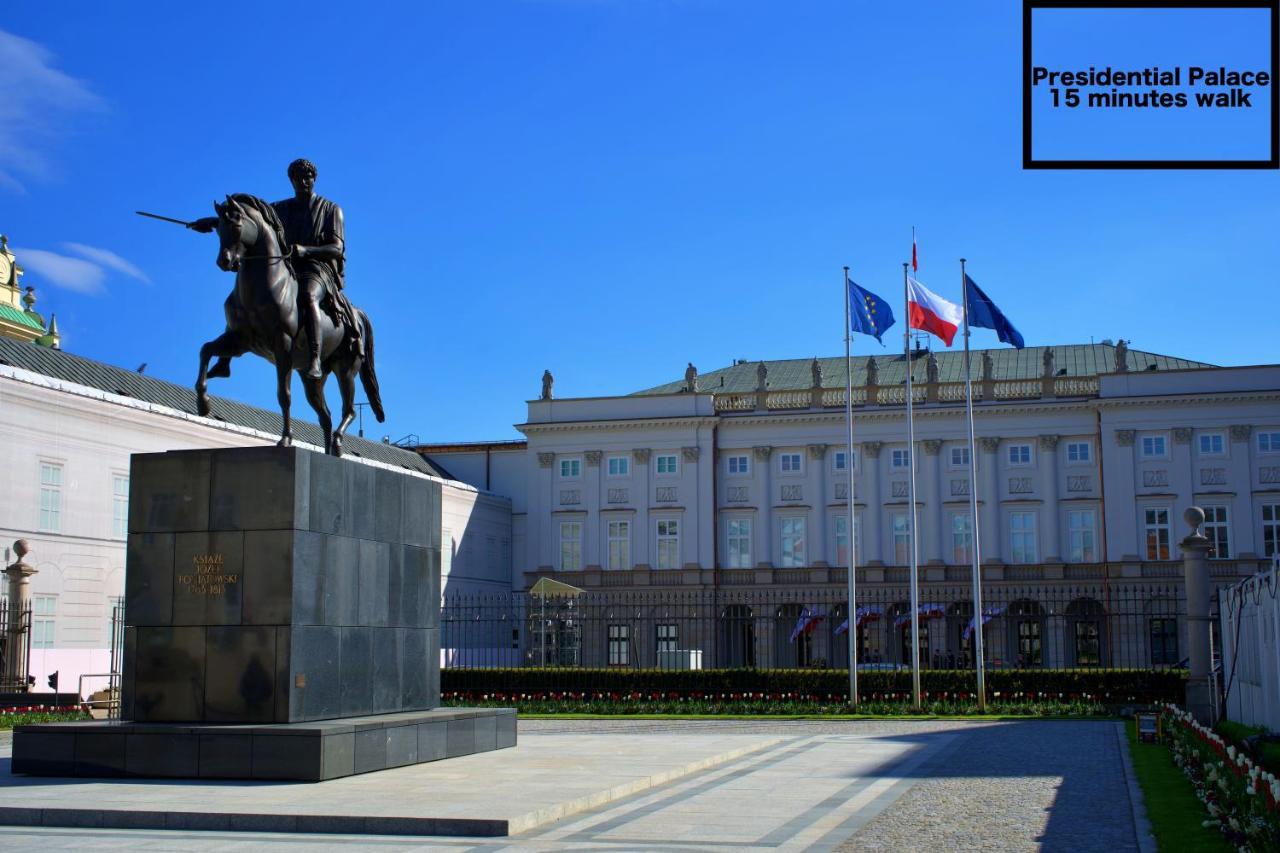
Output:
[[3, 1, 1277, 443]]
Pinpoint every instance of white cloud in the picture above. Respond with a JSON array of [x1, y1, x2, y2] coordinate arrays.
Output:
[[14, 248, 106, 294], [63, 242, 151, 284], [0, 29, 105, 192]]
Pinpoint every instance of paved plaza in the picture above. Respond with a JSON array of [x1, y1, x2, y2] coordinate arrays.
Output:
[[0, 719, 1153, 851]]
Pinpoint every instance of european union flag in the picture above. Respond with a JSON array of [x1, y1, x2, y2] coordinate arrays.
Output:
[[964, 274, 1025, 349], [848, 280, 895, 344]]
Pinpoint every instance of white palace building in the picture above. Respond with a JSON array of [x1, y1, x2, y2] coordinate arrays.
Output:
[[420, 344, 1280, 670]]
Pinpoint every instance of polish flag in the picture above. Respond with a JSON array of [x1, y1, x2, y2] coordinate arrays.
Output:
[[907, 277, 961, 346], [912, 228, 919, 272]]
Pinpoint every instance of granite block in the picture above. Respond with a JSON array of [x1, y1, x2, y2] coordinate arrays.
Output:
[[291, 530, 324, 626], [12, 731, 75, 775], [204, 626, 277, 723], [307, 451, 346, 535], [353, 728, 388, 775], [121, 627, 137, 720], [370, 628, 401, 714], [210, 447, 301, 531], [373, 467, 405, 544], [198, 733, 252, 778], [290, 625, 340, 721], [387, 723, 417, 768], [74, 733, 127, 777], [125, 733, 199, 777], [404, 546, 436, 630], [252, 734, 321, 780], [445, 718, 475, 758], [128, 451, 211, 534], [322, 535, 359, 626], [496, 711, 517, 749], [398, 546, 419, 628], [273, 626, 291, 723], [242, 530, 293, 625], [402, 629, 429, 708], [132, 626, 205, 721], [357, 539, 391, 627], [402, 475, 434, 548], [474, 713, 497, 752], [417, 720, 447, 761], [172, 531, 244, 626], [345, 461, 376, 541], [425, 628, 441, 708], [321, 731, 355, 780], [386, 544, 404, 627], [125, 532, 174, 625], [339, 627, 372, 717]]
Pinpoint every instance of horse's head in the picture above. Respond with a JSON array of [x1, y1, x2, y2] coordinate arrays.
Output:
[[213, 195, 260, 272]]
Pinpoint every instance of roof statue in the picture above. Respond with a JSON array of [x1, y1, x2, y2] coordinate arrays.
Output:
[[685, 362, 698, 393], [756, 361, 769, 393], [167, 159, 383, 456], [541, 369, 554, 400], [1114, 339, 1129, 372], [866, 356, 878, 387], [810, 357, 823, 389], [982, 350, 994, 381], [1042, 347, 1055, 379], [926, 352, 939, 384], [0, 234, 59, 348]]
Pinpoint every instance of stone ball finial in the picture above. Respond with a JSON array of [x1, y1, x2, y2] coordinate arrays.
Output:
[[12, 540, 29, 559], [1183, 506, 1205, 534]]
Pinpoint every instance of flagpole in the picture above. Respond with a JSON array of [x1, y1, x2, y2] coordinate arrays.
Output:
[[960, 258, 987, 711], [903, 261, 922, 710], [843, 266, 859, 708]]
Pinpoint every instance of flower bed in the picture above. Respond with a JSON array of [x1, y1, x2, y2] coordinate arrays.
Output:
[[442, 690, 1109, 716], [0, 705, 89, 729], [1162, 704, 1280, 851]]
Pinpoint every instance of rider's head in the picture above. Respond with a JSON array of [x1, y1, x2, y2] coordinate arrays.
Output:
[[288, 158, 318, 195]]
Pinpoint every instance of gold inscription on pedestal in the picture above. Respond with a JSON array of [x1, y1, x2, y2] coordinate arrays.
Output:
[[177, 553, 239, 596]]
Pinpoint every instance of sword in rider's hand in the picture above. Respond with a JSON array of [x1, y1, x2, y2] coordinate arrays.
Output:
[[135, 211, 193, 226]]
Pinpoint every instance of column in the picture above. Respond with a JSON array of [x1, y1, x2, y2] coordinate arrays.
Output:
[[682, 445, 702, 569], [754, 446, 773, 567], [536, 452, 555, 570], [1229, 425, 1256, 557], [922, 440, 944, 565], [584, 451, 602, 569], [1181, 507, 1214, 723], [862, 442, 883, 565], [1038, 435, 1061, 562], [809, 444, 829, 566], [633, 448, 651, 568], [979, 437, 1001, 563], [696, 434, 716, 570], [1107, 429, 1140, 561], [4, 541, 37, 691]]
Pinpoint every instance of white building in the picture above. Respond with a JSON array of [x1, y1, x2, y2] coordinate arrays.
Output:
[[0, 336, 512, 696], [421, 344, 1280, 669]]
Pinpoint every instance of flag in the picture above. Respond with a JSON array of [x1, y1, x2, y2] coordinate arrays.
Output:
[[964, 275, 1025, 349], [789, 607, 826, 643], [848, 280, 896, 344], [834, 605, 884, 636], [963, 604, 1006, 640], [893, 603, 946, 629], [906, 277, 962, 346], [912, 227, 919, 272]]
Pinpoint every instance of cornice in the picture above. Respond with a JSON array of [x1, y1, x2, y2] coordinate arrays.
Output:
[[1097, 390, 1280, 409], [518, 416, 721, 435], [718, 399, 1101, 426]]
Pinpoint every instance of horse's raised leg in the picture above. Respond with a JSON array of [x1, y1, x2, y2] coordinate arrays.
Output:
[[300, 370, 334, 454], [196, 331, 248, 417], [331, 358, 359, 458], [273, 341, 294, 447]]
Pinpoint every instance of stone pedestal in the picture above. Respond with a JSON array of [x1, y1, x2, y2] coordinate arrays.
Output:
[[13, 446, 514, 780]]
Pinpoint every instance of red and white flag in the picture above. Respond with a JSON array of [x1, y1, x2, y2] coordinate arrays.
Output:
[[906, 277, 961, 347], [912, 227, 919, 272]]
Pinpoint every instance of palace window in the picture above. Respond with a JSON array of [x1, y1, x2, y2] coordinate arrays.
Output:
[[656, 519, 680, 569], [951, 512, 973, 564], [950, 447, 970, 468], [727, 518, 752, 569], [32, 595, 56, 649], [559, 458, 581, 479], [607, 456, 629, 477], [1198, 433, 1225, 456], [833, 450, 855, 472], [779, 517, 806, 567], [1007, 444, 1032, 466], [656, 624, 678, 656], [892, 513, 911, 564], [39, 462, 62, 533], [727, 455, 750, 475], [1150, 618, 1179, 666], [1009, 512, 1037, 564], [1141, 435, 1167, 458], [779, 452, 802, 474], [1067, 510, 1097, 563], [833, 515, 851, 566], [111, 474, 130, 540], [606, 520, 630, 570], [1263, 504, 1280, 558], [1203, 506, 1230, 559], [1259, 431, 1280, 453], [607, 624, 630, 666], [1066, 441, 1091, 463], [656, 454, 678, 475], [559, 522, 583, 571], [1144, 507, 1171, 560], [891, 448, 911, 469], [1074, 622, 1101, 666]]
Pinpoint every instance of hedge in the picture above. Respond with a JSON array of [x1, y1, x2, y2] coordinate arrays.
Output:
[[442, 667, 1185, 705]]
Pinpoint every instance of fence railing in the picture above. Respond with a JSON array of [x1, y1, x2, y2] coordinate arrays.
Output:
[[0, 598, 34, 693], [1219, 559, 1280, 731], [443, 583, 1188, 673]]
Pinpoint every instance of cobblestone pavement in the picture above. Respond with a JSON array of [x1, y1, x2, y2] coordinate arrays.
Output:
[[0, 719, 1152, 851]]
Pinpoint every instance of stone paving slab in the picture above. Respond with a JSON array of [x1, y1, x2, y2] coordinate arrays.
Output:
[[0, 732, 782, 837]]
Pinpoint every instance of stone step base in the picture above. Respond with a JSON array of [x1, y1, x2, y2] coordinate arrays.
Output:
[[12, 707, 514, 782]]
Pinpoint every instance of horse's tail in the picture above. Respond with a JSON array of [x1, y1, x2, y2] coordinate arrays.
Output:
[[358, 309, 386, 423]]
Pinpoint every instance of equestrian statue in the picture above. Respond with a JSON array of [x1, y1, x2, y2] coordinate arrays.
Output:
[[159, 158, 384, 457]]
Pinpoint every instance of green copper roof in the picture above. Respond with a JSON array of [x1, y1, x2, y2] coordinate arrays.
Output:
[[0, 337, 446, 477], [0, 303, 46, 332], [632, 344, 1215, 396]]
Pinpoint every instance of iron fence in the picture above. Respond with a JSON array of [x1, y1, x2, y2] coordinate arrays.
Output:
[[443, 583, 1191, 673], [0, 598, 34, 693]]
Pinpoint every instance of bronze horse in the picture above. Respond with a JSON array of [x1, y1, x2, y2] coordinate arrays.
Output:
[[195, 194, 384, 456]]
